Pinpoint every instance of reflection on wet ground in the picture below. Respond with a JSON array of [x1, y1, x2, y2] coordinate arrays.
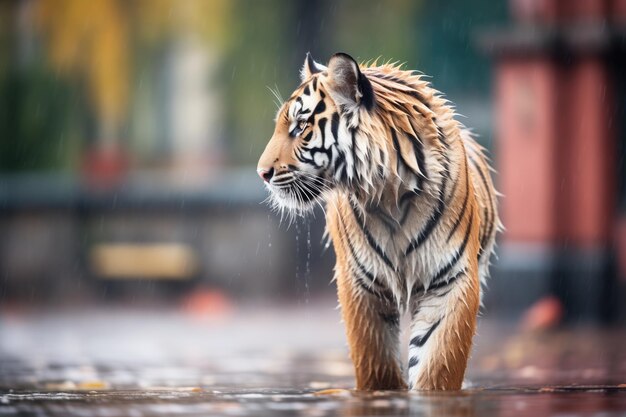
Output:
[[0, 305, 625, 416]]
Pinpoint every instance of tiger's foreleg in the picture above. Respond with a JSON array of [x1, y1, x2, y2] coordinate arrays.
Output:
[[335, 261, 407, 390], [408, 264, 480, 390]]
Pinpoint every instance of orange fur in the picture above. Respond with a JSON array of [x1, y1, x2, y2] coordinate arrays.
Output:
[[329, 201, 407, 390]]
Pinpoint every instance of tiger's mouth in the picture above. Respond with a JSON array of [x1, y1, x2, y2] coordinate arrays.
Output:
[[264, 171, 330, 215]]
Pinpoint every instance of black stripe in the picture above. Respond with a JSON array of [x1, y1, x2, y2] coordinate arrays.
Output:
[[444, 143, 467, 205], [352, 274, 395, 305], [405, 207, 443, 255], [436, 125, 447, 145], [334, 151, 345, 174], [295, 148, 313, 164], [337, 162, 347, 182], [431, 209, 474, 285], [408, 356, 419, 368], [337, 215, 394, 302], [405, 194, 445, 256], [379, 312, 400, 327], [306, 149, 330, 168], [350, 199, 396, 271], [436, 130, 452, 194], [410, 319, 442, 347], [386, 96, 411, 115], [369, 73, 431, 109], [412, 104, 427, 117], [391, 130, 421, 178], [478, 208, 490, 259], [352, 261, 394, 303], [330, 112, 340, 141], [317, 117, 327, 145], [399, 189, 420, 224], [391, 131, 401, 174], [407, 134, 427, 181], [412, 271, 464, 298], [428, 269, 465, 292], [310, 99, 326, 124], [351, 129, 357, 180], [400, 189, 420, 204], [468, 153, 494, 256], [354, 275, 380, 297], [444, 163, 461, 206], [358, 72, 375, 111], [446, 163, 470, 242], [407, 134, 427, 193], [412, 282, 425, 296], [405, 123, 451, 256], [312, 77, 318, 91], [303, 85, 310, 96], [335, 151, 348, 182]]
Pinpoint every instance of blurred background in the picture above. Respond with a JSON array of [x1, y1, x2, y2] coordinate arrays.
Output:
[[1, 0, 626, 329]]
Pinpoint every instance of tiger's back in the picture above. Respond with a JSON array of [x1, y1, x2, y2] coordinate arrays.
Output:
[[325, 63, 499, 301]]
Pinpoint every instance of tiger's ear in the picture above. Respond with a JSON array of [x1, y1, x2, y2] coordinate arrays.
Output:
[[300, 52, 326, 82], [326, 52, 374, 112]]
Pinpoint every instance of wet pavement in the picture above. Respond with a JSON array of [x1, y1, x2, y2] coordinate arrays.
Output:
[[0, 303, 625, 416]]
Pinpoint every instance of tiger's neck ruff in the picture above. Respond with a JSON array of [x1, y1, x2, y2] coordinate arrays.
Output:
[[258, 53, 499, 391]]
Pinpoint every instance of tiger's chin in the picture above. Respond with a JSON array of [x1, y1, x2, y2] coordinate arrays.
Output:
[[265, 182, 325, 219]]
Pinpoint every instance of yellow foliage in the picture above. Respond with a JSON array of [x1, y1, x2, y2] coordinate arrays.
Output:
[[35, 0, 128, 129], [34, 0, 232, 133], [135, 0, 233, 45]]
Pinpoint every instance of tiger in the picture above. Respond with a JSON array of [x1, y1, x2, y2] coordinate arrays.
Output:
[[257, 52, 500, 391]]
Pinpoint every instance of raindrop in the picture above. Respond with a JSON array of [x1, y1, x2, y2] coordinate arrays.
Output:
[[268, 215, 272, 248], [295, 219, 300, 304], [304, 219, 311, 304]]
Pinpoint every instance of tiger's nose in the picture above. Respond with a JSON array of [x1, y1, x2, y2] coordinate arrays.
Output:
[[257, 167, 274, 183]]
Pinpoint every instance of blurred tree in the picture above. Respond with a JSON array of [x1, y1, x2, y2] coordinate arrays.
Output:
[[134, 0, 232, 46], [330, 0, 421, 67], [128, 0, 233, 168], [0, 0, 83, 172], [0, 65, 84, 172], [414, 1, 507, 96], [222, 0, 297, 166], [35, 0, 129, 147], [32, 0, 234, 169]]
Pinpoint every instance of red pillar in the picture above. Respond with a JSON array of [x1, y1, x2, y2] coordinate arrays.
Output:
[[491, 0, 620, 321], [557, 58, 615, 247], [500, 0, 616, 247], [497, 59, 559, 244]]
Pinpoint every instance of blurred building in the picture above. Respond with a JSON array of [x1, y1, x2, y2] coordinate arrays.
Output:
[[481, 0, 626, 322]]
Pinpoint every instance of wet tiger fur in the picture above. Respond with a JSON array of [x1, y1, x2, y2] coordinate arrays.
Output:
[[257, 52, 500, 390]]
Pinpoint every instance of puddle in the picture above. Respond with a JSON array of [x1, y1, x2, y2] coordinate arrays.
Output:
[[2, 387, 626, 417], [1, 308, 625, 416]]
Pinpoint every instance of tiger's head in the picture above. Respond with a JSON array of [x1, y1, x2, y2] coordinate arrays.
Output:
[[257, 52, 378, 215]]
